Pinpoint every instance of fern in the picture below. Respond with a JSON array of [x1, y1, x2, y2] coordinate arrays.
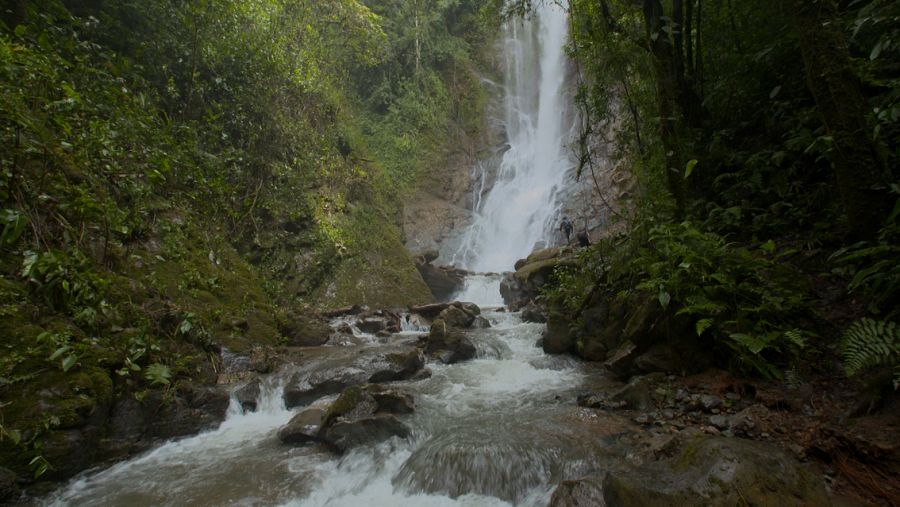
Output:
[[841, 318, 900, 389]]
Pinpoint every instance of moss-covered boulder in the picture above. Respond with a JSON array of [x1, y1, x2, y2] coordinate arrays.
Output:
[[278, 407, 327, 445], [542, 311, 575, 354], [311, 385, 413, 453], [425, 319, 476, 364], [279, 311, 332, 347]]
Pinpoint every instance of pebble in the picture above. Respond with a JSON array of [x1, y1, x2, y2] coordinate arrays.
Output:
[[700, 394, 723, 412], [709, 415, 729, 429]]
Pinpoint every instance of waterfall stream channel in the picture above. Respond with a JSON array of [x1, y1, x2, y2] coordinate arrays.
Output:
[[44, 4, 629, 506]]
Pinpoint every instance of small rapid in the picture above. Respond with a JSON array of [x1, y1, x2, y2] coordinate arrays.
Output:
[[45, 310, 619, 507]]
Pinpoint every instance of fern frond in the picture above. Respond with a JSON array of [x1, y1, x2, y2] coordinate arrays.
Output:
[[841, 319, 900, 380]]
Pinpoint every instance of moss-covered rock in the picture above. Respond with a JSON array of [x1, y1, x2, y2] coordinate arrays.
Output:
[[602, 436, 831, 506]]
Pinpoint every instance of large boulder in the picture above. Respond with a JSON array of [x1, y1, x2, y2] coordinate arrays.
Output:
[[278, 311, 332, 347], [278, 407, 326, 445], [234, 379, 260, 413], [414, 253, 465, 301], [437, 306, 476, 328], [426, 319, 476, 364], [609, 373, 666, 411], [542, 311, 575, 354], [283, 346, 425, 408], [317, 385, 413, 453], [548, 476, 605, 507], [499, 273, 527, 307], [602, 436, 831, 506], [521, 301, 547, 323]]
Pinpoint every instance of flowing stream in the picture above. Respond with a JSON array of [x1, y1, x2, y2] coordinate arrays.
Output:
[[45, 4, 603, 506], [47, 309, 629, 507]]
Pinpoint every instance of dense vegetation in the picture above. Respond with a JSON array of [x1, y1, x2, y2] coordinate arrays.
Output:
[[0, 0, 491, 484], [533, 0, 899, 388]]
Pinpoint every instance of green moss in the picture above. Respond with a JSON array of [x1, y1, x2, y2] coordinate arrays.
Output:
[[320, 386, 364, 430]]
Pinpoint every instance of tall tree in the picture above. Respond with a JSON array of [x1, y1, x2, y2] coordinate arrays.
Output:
[[793, 0, 890, 238]]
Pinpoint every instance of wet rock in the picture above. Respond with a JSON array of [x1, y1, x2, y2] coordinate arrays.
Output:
[[604, 340, 640, 379], [234, 379, 260, 413], [437, 306, 476, 329], [322, 305, 366, 318], [610, 373, 665, 411], [367, 385, 415, 414], [278, 407, 326, 445], [542, 311, 576, 354], [549, 476, 605, 507], [633, 343, 682, 374], [356, 317, 388, 334], [0, 467, 19, 503], [279, 311, 332, 347], [283, 346, 425, 408], [521, 302, 547, 323], [414, 254, 465, 301], [602, 437, 830, 506], [318, 385, 412, 453], [409, 302, 454, 319], [499, 273, 527, 307], [728, 404, 770, 436], [458, 302, 481, 316], [248, 345, 277, 374], [472, 316, 492, 329], [708, 415, 729, 430], [699, 394, 723, 413], [425, 319, 476, 364], [410, 368, 433, 381], [324, 415, 410, 453]]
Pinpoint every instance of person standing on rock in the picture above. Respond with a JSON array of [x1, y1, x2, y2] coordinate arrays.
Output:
[[560, 216, 573, 244]]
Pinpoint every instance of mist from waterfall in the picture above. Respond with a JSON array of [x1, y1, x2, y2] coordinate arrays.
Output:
[[452, 4, 574, 273]]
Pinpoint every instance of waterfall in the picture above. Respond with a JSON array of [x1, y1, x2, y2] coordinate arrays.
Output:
[[453, 4, 575, 273]]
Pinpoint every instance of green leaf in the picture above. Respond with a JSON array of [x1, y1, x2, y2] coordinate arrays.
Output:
[[769, 85, 781, 99], [684, 159, 698, 179], [145, 363, 172, 386], [760, 240, 776, 254], [49, 346, 70, 361], [870, 39, 884, 60], [6, 428, 22, 445], [61, 355, 78, 372], [29, 456, 49, 478], [696, 318, 714, 336], [658, 290, 671, 308]]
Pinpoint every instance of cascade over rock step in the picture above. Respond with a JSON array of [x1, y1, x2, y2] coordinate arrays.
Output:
[[282, 345, 425, 408]]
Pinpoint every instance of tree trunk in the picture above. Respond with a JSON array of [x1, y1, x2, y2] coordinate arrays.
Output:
[[793, 0, 890, 239], [643, 0, 687, 217]]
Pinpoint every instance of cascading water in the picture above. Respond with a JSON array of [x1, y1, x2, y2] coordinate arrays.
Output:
[[453, 4, 575, 274]]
